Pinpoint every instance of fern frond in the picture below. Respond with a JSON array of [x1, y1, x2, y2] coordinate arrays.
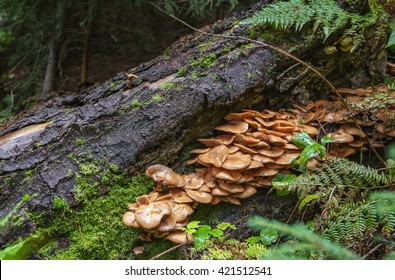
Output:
[[242, 0, 376, 41], [288, 158, 393, 206]]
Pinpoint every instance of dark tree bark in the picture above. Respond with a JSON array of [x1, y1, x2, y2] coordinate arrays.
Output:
[[80, 20, 93, 84], [0, 4, 387, 247]]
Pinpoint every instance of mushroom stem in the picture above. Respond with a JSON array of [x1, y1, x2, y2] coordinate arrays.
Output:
[[156, 182, 163, 192]]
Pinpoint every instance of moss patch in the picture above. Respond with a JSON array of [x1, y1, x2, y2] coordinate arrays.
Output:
[[41, 174, 156, 259]]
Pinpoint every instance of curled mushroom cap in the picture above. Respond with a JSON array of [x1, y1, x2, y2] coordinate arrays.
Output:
[[145, 164, 173, 182], [122, 211, 141, 228], [198, 144, 229, 167], [156, 215, 177, 232], [135, 202, 172, 229]]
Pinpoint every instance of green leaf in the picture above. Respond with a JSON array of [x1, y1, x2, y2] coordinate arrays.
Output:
[[292, 131, 315, 148], [216, 222, 236, 230], [298, 194, 319, 211], [271, 173, 297, 187], [209, 229, 223, 238], [386, 28, 395, 49], [246, 236, 261, 244], [259, 228, 278, 245], [187, 221, 200, 229], [320, 136, 334, 146], [194, 225, 211, 248], [299, 143, 326, 171]]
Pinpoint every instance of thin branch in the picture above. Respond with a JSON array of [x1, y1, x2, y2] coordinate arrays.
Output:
[[150, 243, 184, 260], [362, 244, 383, 259]]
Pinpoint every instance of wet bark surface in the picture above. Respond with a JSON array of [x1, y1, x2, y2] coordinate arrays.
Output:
[[0, 3, 387, 247]]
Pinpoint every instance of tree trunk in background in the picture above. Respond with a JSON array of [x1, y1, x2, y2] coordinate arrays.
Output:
[[41, 38, 59, 99], [0, 3, 388, 246], [81, 20, 93, 84], [40, 0, 66, 100]]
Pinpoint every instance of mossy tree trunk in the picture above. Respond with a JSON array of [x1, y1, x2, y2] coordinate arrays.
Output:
[[0, 3, 387, 248]]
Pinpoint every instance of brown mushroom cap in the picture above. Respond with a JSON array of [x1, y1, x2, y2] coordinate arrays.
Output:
[[156, 215, 177, 232], [257, 148, 285, 157], [215, 120, 249, 134], [222, 151, 252, 170], [122, 211, 141, 228], [252, 154, 275, 164], [224, 111, 257, 120], [275, 152, 300, 165], [233, 143, 258, 154], [172, 204, 194, 222], [233, 186, 257, 199], [136, 195, 150, 206], [170, 189, 194, 203], [339, 125, 366, 138], [218, 181, 244, 193], [186, 189, 213, 203], [183, 174, 205, 189], [145, 164, 173, 182], [212, 186, 231, 196], [212, 167, 242, 182], [135, 202, 172, 229], [198, 144, 229, 167], [166, 231, 193, 244], [327, 131, 354, 143]]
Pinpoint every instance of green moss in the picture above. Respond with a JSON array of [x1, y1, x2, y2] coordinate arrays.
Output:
[[191, 72, 200, 81], [176, 67, 187, 77], [46, 174, 156, 260], [75, 138, 88, 146], [53, 197, 70, 213], [131, 100, 142, 110], [34, 142, 41, 148], [212, 73, 220, 82], [1, 194, 33, 234], [223, 46, 232, 54], [191, 53, 217, 69], [160, 82, 175, 90], [109, 80, 122, 91], [23, 169, 33, 184], [153, 94, 164, 102], [265, 66, 273, 74]]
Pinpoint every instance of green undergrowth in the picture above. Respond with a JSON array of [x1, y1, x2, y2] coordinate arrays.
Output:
[[38, 174, 160, 260], [25, 152, 180, 260]]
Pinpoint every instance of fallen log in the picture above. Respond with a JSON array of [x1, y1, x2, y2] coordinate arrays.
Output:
[[0, 2, 388, 249]]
